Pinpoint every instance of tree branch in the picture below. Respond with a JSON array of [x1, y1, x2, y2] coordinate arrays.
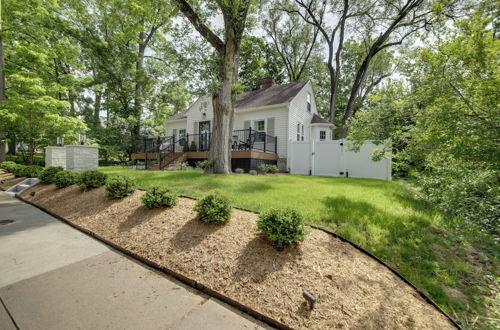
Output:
[[171, 0, 225, 54]]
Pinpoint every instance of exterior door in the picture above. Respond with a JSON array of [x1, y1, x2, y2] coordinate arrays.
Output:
[[199, 121, 210, 151]]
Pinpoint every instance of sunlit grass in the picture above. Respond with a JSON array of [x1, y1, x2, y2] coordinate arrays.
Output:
[[100, 167, 498, 328]]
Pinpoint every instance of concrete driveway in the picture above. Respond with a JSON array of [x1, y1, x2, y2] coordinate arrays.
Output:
[[0, 191, 270, 330]]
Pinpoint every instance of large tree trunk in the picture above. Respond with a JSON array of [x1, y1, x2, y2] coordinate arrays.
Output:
[[93, 88, 102, 127], [208, 39, 238, 174], [0, 34, 6, 162]]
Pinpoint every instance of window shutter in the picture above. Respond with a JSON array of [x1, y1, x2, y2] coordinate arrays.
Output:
[[172, 129, 177, 138], [244, 120, 251, 129], [193, 121, 199, 135], [266, 117, 275, 136]]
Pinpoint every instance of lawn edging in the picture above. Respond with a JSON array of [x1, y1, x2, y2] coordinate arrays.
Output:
[[16, 188, 461, 330]]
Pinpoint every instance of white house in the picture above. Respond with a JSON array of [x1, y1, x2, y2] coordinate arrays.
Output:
[[164, 78, 333, 171]]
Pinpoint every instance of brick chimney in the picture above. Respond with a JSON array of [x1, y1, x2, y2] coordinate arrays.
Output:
[[260, 77, 275, 89]]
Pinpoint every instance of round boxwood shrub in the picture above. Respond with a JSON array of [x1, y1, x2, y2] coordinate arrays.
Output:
[[0, 161, 17, 173], [234, 168, 245, 174], [78, 170, 107, 191], [194, 192, 232, 224], [105, 175, 136, 199], [141, 186, 178, 209], [39, 166, 64, 184], [53, 170, 81, 188], [11, 164, 27, 177], [257, 208, 308, 250], [23, 165, 43, 178]]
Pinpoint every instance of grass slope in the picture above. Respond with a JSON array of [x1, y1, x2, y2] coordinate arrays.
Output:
[[100, 167, 498, 329]]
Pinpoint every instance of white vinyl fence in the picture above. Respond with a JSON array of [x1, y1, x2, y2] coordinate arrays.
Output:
[[288, 139, 391, 180]]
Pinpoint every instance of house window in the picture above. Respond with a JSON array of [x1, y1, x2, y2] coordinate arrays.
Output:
[[320, 130, 326, 141], [254, 120, 265, 132], [301, 124, 305, 141], [179, 129, 186, 139], [307, 93, 311, 112], [297, 123, 301, 141]]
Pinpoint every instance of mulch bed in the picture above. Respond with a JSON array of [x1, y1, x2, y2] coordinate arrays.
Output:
[[20, 184, 456, 329]]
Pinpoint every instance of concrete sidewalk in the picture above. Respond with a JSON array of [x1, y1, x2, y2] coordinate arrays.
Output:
[[0, 191, 271, 330]]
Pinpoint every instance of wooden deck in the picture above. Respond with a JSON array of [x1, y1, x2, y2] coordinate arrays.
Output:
[[131, 150, 278, 161]]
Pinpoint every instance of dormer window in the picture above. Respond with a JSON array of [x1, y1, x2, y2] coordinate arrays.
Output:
[[307, 93, 311, 112]]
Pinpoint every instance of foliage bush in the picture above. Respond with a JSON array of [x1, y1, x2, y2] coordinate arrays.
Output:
[[141, 186, 178, 209], [234, 168, 245, 174], [258, 164, 278, 174], [5, 154, 45, 166], [249, 170, 257, 175], [189, 141, 197, 152], [53, 170, 81, 188], [0, 161, 17, 173], [194, 192, 232, 224], [39, 166, 64, 184], [11, 164, 27, 177], [418, 160, 499, 234], [21, 165, 43, 178], [182, 142, 190, 152], [105, 175, 137, 198], [257, 208, 308, 250], [196, 159, 215, 169], [78, 170, 107, 191]]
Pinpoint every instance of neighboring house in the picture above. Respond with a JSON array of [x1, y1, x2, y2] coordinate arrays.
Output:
[[162, 78, 333, 171]]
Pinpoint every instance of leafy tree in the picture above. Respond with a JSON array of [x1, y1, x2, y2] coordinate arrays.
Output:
[[349, 9, 499, 231], [0, 0, 87, 163]]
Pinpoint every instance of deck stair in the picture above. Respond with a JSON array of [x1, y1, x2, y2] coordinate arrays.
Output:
[[148, 152, 185, 171]]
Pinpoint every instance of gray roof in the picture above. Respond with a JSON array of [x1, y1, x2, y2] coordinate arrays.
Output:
[[234, 80, 308, 110], [166, 81, 308, 122], [311, 113, 332, 124], [167, 111, 188, 121]]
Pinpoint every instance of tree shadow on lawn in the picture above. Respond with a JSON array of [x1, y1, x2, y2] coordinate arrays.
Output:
[[118, 205, 165, 232], [319, 196, 472, 310], [233, 235, 303, 283], [170, 217, 224, 252]]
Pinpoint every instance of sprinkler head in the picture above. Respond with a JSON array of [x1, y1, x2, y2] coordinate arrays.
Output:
[[303, 290, 316, 309]]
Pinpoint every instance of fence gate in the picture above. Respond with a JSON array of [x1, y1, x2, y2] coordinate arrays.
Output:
[[289, 139, 391, 181]]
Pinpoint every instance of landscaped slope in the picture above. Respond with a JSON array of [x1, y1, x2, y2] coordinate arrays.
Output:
[[20, 184, 456, 329], [98, 168, 499, 328]]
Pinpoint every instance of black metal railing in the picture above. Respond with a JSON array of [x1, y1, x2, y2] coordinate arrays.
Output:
[[231, 129, 277, 153], [133, 128, 277, 169]]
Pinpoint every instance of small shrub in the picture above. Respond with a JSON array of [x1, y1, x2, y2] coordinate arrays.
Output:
[[141, 186, 178, 209], [39, 166, 64, 184], [0, 161, 18, 173], [179, 161, 189, 170], [196, 159, 215, 169], [182, 143, 190, 152], [78, 170, 107, 191], [105, 175, 136, 198], [189, 141, 197, 152], [234, 168, 245, 174], [12, 164, 27, 177], [258, 164, 278, 174], [194, 192, 232, 224], [257, 208, 308, 250], [23, 165, 43, 178], [53, 170, 81, 188], [249, 170, 257, 175]]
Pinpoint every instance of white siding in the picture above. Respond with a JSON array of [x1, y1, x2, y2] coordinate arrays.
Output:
[[287, 81, 317, 143], [165, 120, 187, 137], [233, 106, 288, 158], [186, 95, 214, 135]]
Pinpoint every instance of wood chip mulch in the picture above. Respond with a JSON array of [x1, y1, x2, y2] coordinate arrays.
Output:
[[20, 184, 456, 330]]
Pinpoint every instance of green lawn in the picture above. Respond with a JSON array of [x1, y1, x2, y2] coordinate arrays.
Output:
[[100, 167, 498, 329]]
